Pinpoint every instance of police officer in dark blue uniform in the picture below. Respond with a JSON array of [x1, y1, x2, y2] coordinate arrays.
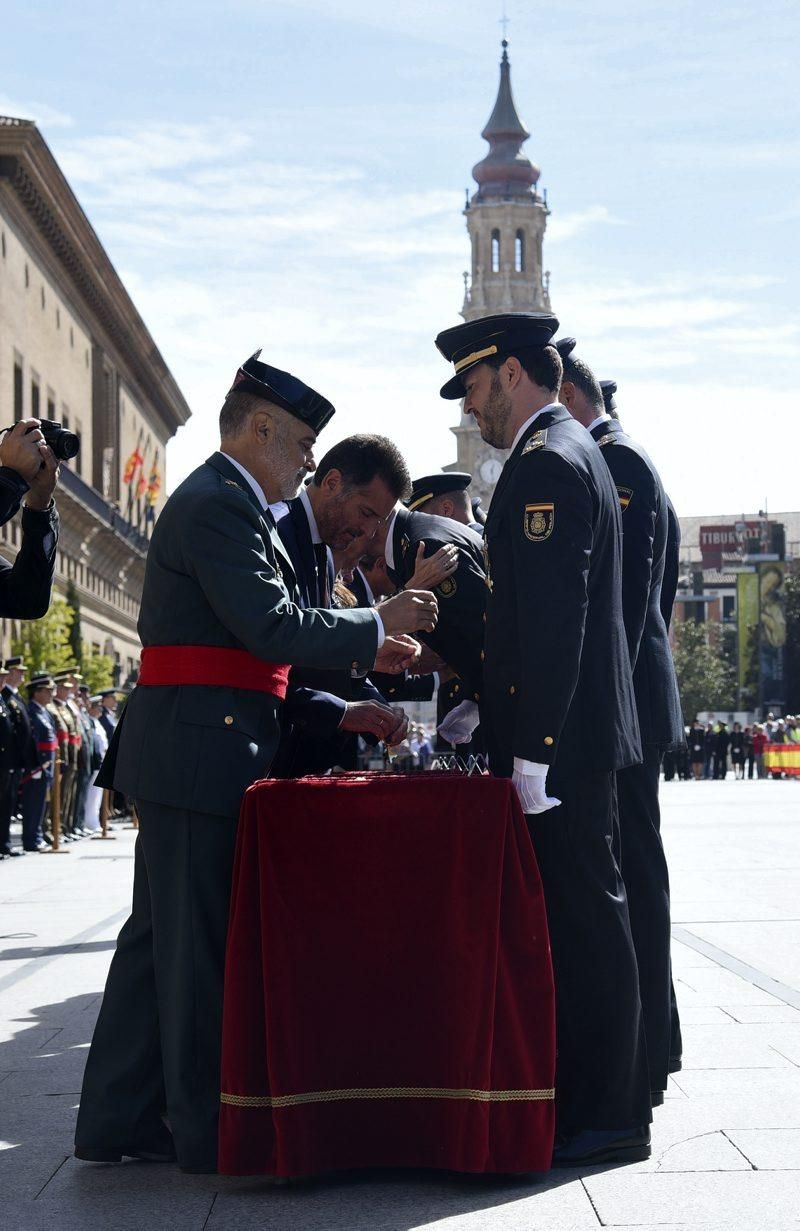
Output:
[[0, 658, 38, 855], [23, 675, 57, 852], [558, 341, 685, 1105], [435, 312, 650, 1167], [407, 471, 484, 535], [363, 498, 487, 726]]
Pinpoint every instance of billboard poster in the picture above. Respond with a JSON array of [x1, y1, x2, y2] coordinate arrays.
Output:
[[759, 560, 786, 708], [737, 571, 759, 703]]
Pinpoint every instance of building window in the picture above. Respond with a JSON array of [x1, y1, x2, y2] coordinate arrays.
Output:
[[56, 307, 61, 329], [515, 230, 525, 272], [47, 391, 56, 421], [722, 595, 735, 622], [85, 349, 89, 368], [31, 375, 40, 417], [74, 417, 83, 477], [24, 264, 29, 288], [13, 353, 23, 422], [491, 230, 500, 273], [70, 326, 74, 348], [1, 233, 5, 259], [41, 286, 46, 310]]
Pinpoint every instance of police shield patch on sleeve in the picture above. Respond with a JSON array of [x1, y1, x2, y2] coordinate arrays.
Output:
[[616, 486, 633, 512], [524, 502, 554, 541]]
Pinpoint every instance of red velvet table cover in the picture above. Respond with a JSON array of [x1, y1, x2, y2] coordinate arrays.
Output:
[[218, 774, 555, 1176]]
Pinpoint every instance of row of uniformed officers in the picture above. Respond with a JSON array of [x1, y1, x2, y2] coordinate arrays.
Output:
[[76, 312, 685, 1173], [0, 663, 120, 856]]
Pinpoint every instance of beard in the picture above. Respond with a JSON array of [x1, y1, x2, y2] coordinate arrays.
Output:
[[478, 371, 513, 448], [271, 431, 309, 501]]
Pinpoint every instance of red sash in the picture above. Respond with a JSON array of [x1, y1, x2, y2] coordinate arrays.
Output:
[[138, 645, 290, 701]]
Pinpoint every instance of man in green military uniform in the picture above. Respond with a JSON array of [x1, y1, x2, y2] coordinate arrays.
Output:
[[75, 352, 437, 1173], [48, 671, 81, 840]]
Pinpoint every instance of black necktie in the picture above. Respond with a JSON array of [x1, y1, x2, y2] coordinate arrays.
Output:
[[314, 542, 331, 608]]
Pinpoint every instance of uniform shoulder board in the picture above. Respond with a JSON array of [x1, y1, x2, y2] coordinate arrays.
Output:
[[598, 435, 616, 447], [522, 429, 547, 455]]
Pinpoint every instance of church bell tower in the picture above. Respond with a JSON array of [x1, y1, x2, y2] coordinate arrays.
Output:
[[449, 40, 552, 505]]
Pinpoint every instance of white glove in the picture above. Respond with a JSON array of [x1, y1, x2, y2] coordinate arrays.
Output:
[[437, 699, 480, 746], [512, 758, 562, 815]]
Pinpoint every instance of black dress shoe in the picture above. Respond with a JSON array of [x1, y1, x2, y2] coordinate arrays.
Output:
[[552, 1126, 651, 1167], [2, 847, 23, 857], [75, 1141, 176, 1164]]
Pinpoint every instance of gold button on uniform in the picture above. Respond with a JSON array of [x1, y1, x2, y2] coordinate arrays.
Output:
[[509, 685, 515, 695], [453, 683, 460, 694], [544, 736, 554, 746], [224, 716, 234, 726], [480, 650, 485, 662]]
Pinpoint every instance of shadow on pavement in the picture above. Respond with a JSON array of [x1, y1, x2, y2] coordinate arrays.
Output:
[[2, 991, 620, 1230]]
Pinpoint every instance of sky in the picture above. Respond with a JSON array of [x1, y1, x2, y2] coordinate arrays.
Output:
[[2, 0, 799, 516]]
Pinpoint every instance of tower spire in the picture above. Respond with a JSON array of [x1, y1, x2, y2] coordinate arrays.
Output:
[[471, 41, 540, 200]]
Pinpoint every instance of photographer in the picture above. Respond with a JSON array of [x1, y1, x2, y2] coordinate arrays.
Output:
[[0, 419, 60, 619]]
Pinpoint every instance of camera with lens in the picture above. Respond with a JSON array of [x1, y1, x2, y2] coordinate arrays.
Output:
[[26, 418, 80, 461]]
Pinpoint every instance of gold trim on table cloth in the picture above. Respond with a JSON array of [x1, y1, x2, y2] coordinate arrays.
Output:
[[221, 1086, 555, 1108]]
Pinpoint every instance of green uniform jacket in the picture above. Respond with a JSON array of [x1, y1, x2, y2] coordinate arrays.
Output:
[[99, 453, 378, 817]]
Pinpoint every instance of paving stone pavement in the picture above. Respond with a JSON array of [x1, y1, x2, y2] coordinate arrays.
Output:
[[1, 779, 799, 1230]]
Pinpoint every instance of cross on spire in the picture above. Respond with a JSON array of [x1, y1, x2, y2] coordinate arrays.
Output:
[[499, 5, 510, 41]]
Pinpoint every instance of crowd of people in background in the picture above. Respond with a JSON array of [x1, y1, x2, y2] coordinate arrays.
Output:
[[663, 714, 800, 782], [0, 662, 124, 859]]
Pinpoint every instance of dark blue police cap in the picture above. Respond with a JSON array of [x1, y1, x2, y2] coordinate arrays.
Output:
[[554, 336, 577, 359], [435, 312, 560, 399], [230, 350, 335, 433], [600, 379, 618, 413], [407, 471, 472, 512]]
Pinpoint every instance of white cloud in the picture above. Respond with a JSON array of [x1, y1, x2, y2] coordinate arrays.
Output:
[[0, 96, 73, 129], [48, 115, 796, 518], [547, 205, 622, 243]]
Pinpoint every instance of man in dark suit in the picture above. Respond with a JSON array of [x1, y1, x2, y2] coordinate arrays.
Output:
[[272, 435, 414, 776], [558, 342, 685, 1106], [75, 352, 437, 1173], [435, 312, 649, 1166]]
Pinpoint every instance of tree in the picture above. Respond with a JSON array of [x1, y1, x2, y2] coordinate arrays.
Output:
[[671, 619, 737, 722], [66, 578, 82, 666], [12, 597, 75, 676], [81, 645, 114, 695]]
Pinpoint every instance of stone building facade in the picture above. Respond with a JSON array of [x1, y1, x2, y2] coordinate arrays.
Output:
[[0, 116, 191, 682], [447, 41, 552, 508]]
